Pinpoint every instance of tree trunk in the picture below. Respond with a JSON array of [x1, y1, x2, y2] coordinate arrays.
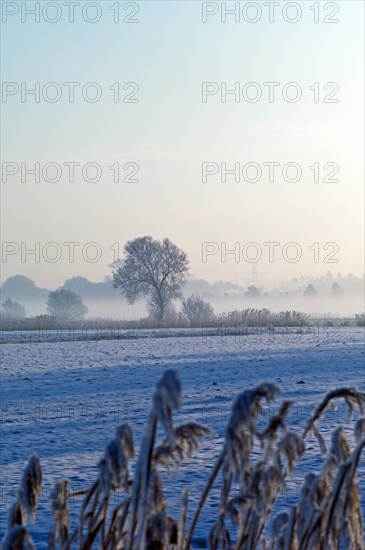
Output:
[[158, 302, 165, 325]]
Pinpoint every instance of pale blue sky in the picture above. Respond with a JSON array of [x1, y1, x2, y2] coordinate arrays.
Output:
[[1, 1, 364, 287]]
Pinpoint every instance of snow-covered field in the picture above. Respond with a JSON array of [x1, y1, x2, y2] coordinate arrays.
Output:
[[1, 327, 364, 547]]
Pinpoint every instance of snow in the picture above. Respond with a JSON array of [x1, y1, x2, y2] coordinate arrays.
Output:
[[1, 327, 364, 547]]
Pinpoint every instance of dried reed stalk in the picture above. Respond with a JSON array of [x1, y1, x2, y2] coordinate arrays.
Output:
[[2, 372, 364, 550]]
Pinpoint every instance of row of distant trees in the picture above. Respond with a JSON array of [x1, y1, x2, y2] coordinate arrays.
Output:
[[111, 237, 346, 320], [1, 289, 88, 321], [1, 290, 215, 327], [0, 236, 357, 326], [242, 281, 344, 299]]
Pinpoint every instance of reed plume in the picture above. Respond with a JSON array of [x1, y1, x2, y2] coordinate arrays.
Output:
[[2, 372, 364, 550]]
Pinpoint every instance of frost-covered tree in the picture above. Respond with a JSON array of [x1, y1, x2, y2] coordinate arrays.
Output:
[[1, 298, 26, 319], [112, 236, 189, 323], [181, 294, 214, 327], [331, 282, 344, 297], [303, 283, 318, 298], [47, 289, 87, 320], [244, 285, 260, 298]]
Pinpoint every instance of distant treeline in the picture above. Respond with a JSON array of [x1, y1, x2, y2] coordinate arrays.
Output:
[[1, 273, 364, 304]]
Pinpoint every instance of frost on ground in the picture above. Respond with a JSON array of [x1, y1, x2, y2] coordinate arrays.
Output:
[[1, 327, 364, 548]]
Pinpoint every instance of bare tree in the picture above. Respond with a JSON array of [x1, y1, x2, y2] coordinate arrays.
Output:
[[112, 236, 189, 323], [181, 294, 214, 327]]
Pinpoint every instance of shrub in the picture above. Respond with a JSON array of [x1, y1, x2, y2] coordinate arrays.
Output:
[[3, 371, 365, 549], [181, 294, 215, 327]]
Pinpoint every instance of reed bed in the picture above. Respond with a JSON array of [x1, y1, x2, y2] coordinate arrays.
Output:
[[3, 369, 365, 549]]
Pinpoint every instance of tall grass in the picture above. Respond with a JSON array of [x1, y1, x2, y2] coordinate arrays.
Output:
[[3, 370, 364, 549], [0, 309, 310, 332]]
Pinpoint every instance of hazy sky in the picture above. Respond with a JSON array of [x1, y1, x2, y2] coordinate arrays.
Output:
[[1, 0, 364, 288]]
